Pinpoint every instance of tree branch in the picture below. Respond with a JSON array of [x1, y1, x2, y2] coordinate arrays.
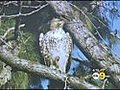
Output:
[[46, 1, 120, 87], [2, 24, 25, 39], [0, 46, 99, 89], [0, 4, 49, 18]]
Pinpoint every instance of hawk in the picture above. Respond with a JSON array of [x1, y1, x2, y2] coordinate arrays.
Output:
[[39, 18, 72, 73]]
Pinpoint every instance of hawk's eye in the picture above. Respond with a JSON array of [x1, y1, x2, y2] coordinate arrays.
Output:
[[57, 22, 63, 27], [58, 23, 61, 26], [57, 59, 59, 61]]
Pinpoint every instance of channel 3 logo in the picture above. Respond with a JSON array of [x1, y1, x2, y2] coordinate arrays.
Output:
[[92, 69, 110, 80]]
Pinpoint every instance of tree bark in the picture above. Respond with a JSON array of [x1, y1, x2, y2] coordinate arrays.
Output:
[[46, 1, 120, 87], [0, 1, 120, 88], [0, 46, 100, 89]]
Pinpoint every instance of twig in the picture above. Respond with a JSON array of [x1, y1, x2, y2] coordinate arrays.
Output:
[[0, 24, 25, 49], [19, 30, 31, 44], [21, 5, 42, 9], [0, 37, 13, 49], [0, 4, 49, 18], [3, 1, 17, 6], [6, 1, 43, 9], [2, 24, 25, 39], [24, 36, 31, 44], [87, 12, 108, 28]]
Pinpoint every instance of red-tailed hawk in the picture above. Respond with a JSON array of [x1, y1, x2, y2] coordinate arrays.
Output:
[[39, 18, 72, 73]]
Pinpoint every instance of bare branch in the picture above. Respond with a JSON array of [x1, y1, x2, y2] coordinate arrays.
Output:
[[4, 1, 43, 9], [21, 4, 42, 9], [2, 24, 25, 39], [0, 24, 25, 49], [0, 4, 49, 18], [3, 1, 17, 6]]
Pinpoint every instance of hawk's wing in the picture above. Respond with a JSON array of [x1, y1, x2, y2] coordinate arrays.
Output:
[[39, 33, 52, 66]]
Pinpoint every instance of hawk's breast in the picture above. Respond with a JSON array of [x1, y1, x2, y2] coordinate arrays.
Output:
[[39, 28, 72, 73]]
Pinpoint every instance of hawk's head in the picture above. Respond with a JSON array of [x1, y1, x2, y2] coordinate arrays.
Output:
[[50, 18, 65, 30]]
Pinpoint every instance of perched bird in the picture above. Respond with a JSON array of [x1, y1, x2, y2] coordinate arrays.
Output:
[[39, 18, 72, 73]]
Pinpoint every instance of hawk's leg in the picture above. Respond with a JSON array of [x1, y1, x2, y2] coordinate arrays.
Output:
[[44, 55, 49, 66], [44, 57, 47, 66], [52, 56, 63, 73]]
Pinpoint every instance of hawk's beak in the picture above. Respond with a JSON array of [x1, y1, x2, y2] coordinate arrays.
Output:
[[60, 17, 68, 23]]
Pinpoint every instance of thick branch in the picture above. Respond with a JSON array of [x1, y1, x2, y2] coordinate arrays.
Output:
[[0, 46, 99, 89], [47, 1, 120, 87]]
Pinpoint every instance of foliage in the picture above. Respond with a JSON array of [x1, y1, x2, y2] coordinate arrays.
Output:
[[0, 19, 30, 89], [18, 31, 41, 63], [0, 19, 15, 35], [6, 71, 29, 89]]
